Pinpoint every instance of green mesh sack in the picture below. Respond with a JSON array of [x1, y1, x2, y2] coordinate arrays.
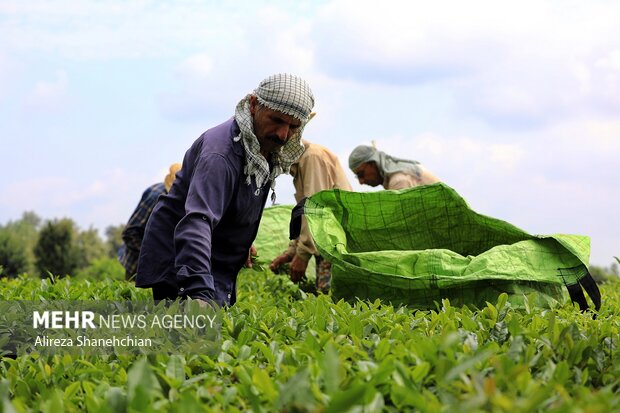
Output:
[[302, 183, 601, 310], [254, 205, 295, 264], [254, 204, 316, 276]]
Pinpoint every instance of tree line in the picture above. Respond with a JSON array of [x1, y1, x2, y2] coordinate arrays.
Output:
[[0, 211, 124, 279]]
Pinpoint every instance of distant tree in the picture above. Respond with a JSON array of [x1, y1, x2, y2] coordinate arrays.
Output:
[[20, 211, 41, 229], [0, 211, 41, 275], [0, 229, 29, 278], [75, 226, 108, 269], [34, 218, 79, 278], [589, 264, 617, 284], [105, 224, 125, 258]]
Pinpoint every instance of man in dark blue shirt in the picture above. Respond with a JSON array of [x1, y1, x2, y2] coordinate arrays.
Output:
[[136, 74, 315, 306]]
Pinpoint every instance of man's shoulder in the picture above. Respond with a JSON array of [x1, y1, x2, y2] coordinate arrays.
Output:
[[205, 117, 239, 138], [193, 118, 242, 158], [385, 171, 417, 189], [144, 182, 166, 197], [183, 118, 244, 176], [137, 183, 166, 210], [301, 140, 335, 159]]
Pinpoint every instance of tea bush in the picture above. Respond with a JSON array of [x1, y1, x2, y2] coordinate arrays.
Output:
[[1, 270, 619, 412]]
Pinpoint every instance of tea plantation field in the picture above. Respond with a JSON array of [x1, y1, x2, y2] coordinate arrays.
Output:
[[1, 270, 619, 412]]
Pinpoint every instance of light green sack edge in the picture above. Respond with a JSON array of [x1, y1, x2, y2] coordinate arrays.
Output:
[[253, 204, 295, 263], [253, 204, 316, 277]]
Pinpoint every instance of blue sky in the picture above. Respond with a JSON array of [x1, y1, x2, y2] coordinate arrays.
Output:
[[1, 0, 618, 266]]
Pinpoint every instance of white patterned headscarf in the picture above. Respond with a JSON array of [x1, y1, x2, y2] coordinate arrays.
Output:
[[234, 73, 315, 201], [348, 145, 423, 180]]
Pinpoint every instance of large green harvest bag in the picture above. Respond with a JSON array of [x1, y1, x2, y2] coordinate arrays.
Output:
[[254, 204, 294, 263], [254, 204, 316, 276], [300, 183, 601, 310]]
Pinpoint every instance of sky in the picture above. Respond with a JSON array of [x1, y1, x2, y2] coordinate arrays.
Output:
[[0, 0, 618, 266]]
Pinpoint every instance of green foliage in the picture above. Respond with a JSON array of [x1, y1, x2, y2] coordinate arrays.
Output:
[[33, 219, 114, 279], [589, 262, 619, 283], [0, 211, 41, 276], [74, 227, 108, 270], [105, 224, 125, 259], [33, 218, 80, 278], [0, 275, 149, 301], [1, 271, 619, 411], [2, 212, 128, 279], [0, 229, 29, 278], [74, 257, 125, 281]]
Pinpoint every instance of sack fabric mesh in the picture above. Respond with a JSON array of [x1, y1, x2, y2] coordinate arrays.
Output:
[[303, 183, 591, 309], [254, 205, 294, 263], [254, 204, 316, 276]]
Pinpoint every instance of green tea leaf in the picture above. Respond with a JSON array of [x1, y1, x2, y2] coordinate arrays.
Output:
[[325, 382, 369, 413], [165, 355, 186, 384], [321, 342, 340, 395]]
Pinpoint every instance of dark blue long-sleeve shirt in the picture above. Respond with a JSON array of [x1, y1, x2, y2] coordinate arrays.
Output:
[[135, 119, 270, 306]]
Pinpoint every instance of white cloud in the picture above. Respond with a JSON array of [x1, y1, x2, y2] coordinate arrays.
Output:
[[314, 0, 620, 76], [176, 53, 214, 79], [314, 0, 543, 80], [4, 176, 70, 211], [596, 50, 620, 71], [2, 168, 151, 230], [312, 0, 620, 127], [489, 145, 524, 170], [158, 4, 317, 122], [0, 52, 18, 100], [22, 70, 69, 112], [0, 0, 225, 59], [368, 134, 525, 177], [548, 118, 620, 153], [0, 0, 319, 63], [2, 0, 618, 267]]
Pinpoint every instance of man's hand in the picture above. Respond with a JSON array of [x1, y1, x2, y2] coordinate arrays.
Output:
[[269, 252, 293, 273], [289, 254, 309, 283], [245, 245, 258, 268]]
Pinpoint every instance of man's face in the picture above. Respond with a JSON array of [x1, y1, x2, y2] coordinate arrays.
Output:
[[250, 95, 302, 156], [353, 161, 383, 187]]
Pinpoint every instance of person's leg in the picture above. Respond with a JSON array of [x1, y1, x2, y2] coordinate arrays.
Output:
[[315, 255, 332, 294]]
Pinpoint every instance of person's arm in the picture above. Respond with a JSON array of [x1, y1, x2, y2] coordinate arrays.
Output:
[[284, 153, 335, 281], [174, 153, 235, 301], [294, 153, 333, 260]]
